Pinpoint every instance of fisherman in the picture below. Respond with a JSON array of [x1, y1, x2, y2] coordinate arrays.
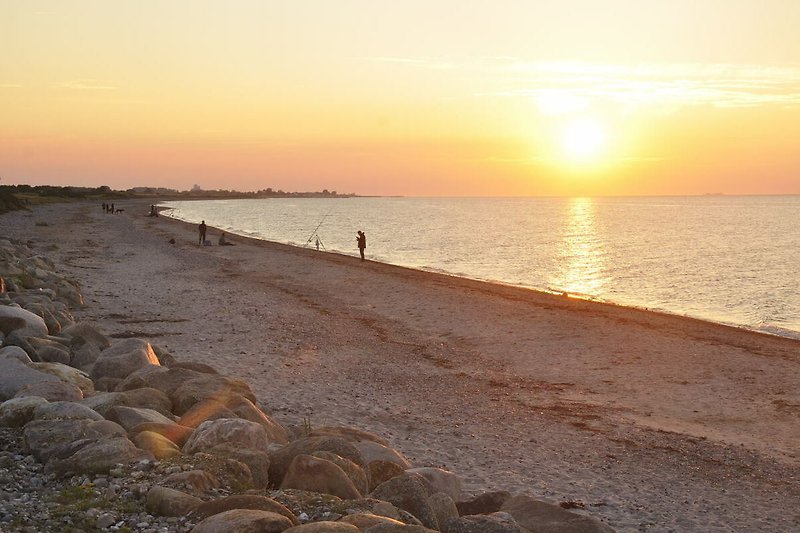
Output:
[[356, 230, 366, 261], [198, 220, 207, 245]]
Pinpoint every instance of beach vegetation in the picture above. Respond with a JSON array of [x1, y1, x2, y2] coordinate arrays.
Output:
[[0, 184, 360, 214]]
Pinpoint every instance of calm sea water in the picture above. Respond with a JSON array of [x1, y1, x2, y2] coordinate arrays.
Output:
[[161, 196, 800, 338]]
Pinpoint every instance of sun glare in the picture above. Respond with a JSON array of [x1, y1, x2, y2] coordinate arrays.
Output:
[[562, 118, 607, 161]]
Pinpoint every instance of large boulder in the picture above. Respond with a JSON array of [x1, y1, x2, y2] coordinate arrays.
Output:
[[269, 436, 363, 487], [28, 362, 94, 395], [0, 358, 59, 400], [23, 419, 127, 463], [62, 322, 110, 351], [171, 375, 257, 416], [183, 418, 269, 455], [338, 513, 406, 529], [132, 431, 182, 460], [90, 338, 160, 381], [368, 460, 407, 492], [0, 305, 48, 338], [163, 470, 220, 493], [70, 341, 101, 370], [116, 366, 256, 415], [45, 436, 154, 476], [328, 498, 425, 526], [190, 452, 254, 491], [191, 509, 294, 533], [24, 338, 70, 364], [354, 440, 411, 470], [429, 492, 459, 531], [105, 406, 175, 432], [370, 474, 439, 530], [207, 444, 271, 489], [500, 495, 616, 533], [0, 396, 49, 427], [145, 485, 202, 517], [312, 451, 367, 495], [308, 426, 390, 447], [14, 380, 83, 402], [55, 279, 83, 307], [178, 398, 236, 428], [280, 454, 362, 500], [443, 512, 525, 533], [80, 387, 173, 418], [406, 468, 462, 502], [32, 401, 105, 422], [0, 346, 33, 364], [129, 422, 194, 447], [226, 396, 289, 444], [456, 491, 512, 516], [192, 494, 299, 524], [179, 395, 288, 444]]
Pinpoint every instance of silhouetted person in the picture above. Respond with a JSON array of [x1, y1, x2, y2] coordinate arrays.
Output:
[[110, 203, 115, 214], [102, 202, 106, 212], [149, 205, 158, 217], [218, 232, 234, 246], [199, 220, 207, 245], [356, 230, 366, 261]]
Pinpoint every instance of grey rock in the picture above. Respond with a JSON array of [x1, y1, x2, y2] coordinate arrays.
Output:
[[183, 418, 269, 455], [106, 406, 175, 432], [14, 380, 83, 402], [145, 485, 202, 517], [0, 346, 33, 364], [90, 338, 161, 381], [0, 358, 59, 401], [0, 396, 49, 427], [406, 467, 463, 502], [191, 509, 293, 533], [501, 494, 616, 533], [0, 305, 48, 338], [23, 419, 127, 463], [443, 512, 525, 533], [370, 474, 440, 530], [46, 436, 155, 476], [32, 401, 105, 422]]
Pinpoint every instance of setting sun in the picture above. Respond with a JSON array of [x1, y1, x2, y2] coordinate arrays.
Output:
[[561, 118, 608, 161]]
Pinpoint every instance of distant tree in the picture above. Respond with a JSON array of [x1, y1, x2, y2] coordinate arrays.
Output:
[[191, 184, 203, 192]]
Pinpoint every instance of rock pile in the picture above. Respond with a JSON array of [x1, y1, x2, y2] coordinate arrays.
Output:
[[0, 237, 615, 532]]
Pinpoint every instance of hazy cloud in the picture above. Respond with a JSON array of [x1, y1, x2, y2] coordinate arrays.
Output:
[[57, 80, 118, 91], [364, 57, 800, 110]]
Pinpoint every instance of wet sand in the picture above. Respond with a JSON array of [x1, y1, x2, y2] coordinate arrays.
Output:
[[2, 200, 798, 532]]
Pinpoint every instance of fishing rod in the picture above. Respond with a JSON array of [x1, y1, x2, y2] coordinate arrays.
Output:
[[304, 209, 333, 248]]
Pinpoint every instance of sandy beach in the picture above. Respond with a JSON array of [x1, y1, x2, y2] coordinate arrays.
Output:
[[2, 200, 798, 532]]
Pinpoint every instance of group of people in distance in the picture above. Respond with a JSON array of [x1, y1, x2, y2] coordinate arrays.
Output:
[[197, 220, 368, 261], [197, 220, 234, 247], [101, 202, 119, 213]]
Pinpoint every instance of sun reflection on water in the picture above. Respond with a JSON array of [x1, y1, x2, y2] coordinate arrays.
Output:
[[549, 197, 608, 297]]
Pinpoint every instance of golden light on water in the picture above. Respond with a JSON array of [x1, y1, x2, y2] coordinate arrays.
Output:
[[550, 197, 607, 296]]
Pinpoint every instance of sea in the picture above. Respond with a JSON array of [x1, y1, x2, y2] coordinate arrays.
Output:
[[161, 196, 800, 338]]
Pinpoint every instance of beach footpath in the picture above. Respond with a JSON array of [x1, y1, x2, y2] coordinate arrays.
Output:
[[0, 200, 798, 532]]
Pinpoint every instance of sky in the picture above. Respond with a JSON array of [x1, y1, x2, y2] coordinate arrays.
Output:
[[1, 0, 799, 196]]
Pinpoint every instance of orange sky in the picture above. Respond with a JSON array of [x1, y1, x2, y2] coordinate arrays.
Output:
[[2, 1, 799, 196]]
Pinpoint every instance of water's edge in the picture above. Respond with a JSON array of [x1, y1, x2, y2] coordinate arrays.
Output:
[[162, 206, 800, 341]]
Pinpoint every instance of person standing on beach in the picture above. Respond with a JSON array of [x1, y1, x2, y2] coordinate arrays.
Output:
[[199, 220, 207, 245], [356, 230, 366, 261]]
